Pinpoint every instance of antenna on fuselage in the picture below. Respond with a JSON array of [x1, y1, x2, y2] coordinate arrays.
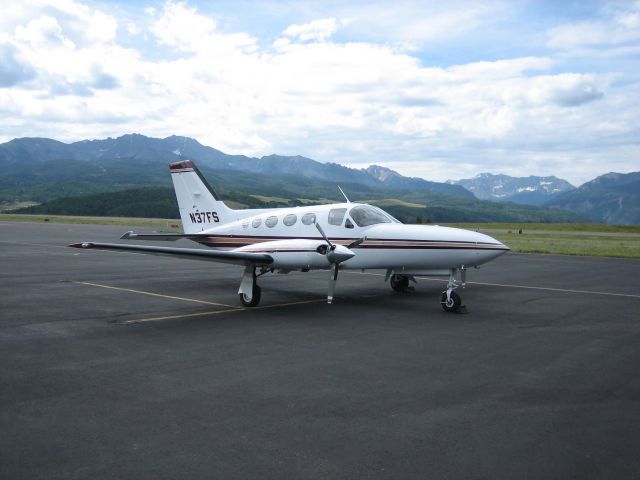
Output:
[[337, 186, 350, 203]]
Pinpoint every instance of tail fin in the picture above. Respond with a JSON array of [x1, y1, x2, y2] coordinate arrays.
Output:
[[169, 160, 236, 233]]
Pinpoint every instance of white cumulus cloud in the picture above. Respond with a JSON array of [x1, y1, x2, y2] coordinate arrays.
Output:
[[283, 18, 344, 42], [0, 0, 638, 185]]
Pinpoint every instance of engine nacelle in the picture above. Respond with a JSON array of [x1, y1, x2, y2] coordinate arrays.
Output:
[[235, 239, 348, 270]]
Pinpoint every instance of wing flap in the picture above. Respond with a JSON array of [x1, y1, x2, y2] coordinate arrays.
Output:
[[69, 242, 273, 266]]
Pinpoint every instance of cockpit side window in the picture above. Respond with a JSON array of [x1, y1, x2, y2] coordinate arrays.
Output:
[[349, 205, 393, 227], [328, 208, 347, 226]]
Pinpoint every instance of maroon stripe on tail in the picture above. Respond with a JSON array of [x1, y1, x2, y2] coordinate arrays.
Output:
[[169, 160, 195, 171]]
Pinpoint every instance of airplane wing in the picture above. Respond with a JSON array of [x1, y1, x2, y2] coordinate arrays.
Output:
[[119, 231, 209, 241], [69, 242, 273, 267]]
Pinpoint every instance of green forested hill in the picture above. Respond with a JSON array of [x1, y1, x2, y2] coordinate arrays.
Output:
[[17, 188, 179, 219]]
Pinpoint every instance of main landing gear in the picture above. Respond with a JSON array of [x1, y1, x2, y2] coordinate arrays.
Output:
[[388, 273, 417, 292], [390, 274, 410, 292], [440, 267, 466, 313], [238, 266, 262, 307]]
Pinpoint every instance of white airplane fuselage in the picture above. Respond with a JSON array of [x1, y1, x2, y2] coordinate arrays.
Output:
[[184, 202, 508, 273]]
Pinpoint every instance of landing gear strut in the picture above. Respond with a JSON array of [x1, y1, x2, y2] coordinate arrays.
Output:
[[440, 267, 466, 313], [238, 266, 262, 307]]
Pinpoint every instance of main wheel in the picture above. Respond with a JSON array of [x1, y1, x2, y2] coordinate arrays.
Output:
[[440, 291, 461, 313], [390, 274, 410, 292], [239, 284, 261, 307]]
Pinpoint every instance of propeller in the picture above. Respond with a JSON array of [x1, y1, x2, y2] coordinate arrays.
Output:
[[315, 222, 334, 250], [315, 222, 358, 303], [347, 236, 366, 249]]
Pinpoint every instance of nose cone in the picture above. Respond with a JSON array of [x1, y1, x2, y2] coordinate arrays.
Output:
[[475, 231, 508, 247], [473, 231, 509, 264], [328, 245, 355, 263]]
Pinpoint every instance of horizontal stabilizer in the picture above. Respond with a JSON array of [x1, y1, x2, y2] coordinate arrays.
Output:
[[69, 242, 273, 266]]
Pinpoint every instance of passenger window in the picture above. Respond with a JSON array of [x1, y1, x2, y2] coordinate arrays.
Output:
[[301, 212, 316, 225], [328, 208, 347, 226], [283, 214, 297, 226], [345, 218, 354, 229], [252, 218, 261, 228], [265, 216, 278, 228]]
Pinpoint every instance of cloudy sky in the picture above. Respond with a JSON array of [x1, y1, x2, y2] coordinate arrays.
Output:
[[1, 0, 639, 185]]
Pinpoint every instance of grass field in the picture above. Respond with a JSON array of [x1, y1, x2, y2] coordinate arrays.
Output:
[[0, 214, 183, 229], [250, 195, 290, 204], [2, 214, 638, 259], [0, 201, 40, 212]]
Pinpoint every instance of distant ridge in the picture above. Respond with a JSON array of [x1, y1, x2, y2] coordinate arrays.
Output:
[[0, 134, 472, 199], [547, 172, 640, 225], [447, 172, 575, 205]]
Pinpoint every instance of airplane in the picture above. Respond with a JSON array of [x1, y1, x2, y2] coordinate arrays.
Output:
[[70, 159, 509, 312]]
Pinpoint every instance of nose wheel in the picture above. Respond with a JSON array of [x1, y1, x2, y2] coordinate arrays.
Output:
[[440, 267, 466, 313], [440, 290, 461, 312]]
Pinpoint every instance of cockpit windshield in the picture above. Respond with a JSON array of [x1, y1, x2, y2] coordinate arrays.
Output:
[[349, 205, 398, 227]]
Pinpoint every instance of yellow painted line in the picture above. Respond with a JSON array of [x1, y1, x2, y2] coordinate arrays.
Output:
[[253, 297, 327, 310], [73, 281, 236, 308], [122, 308, 244, 324], [74, 280, 328, 324], [124, 297, 328, 324]]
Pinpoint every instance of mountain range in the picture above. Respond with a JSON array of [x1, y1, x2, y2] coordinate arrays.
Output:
[[0, 134, 637, 224], [447, 173, 575, 205], [0, 134, 471, 199], [547, 172, 640, 225], [449, 171, 639, 224]]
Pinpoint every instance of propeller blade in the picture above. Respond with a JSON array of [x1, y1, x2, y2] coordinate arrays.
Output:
[[347, 236, 366, 249], [314, 222, 333, 248], [327, 264, 339, 304]]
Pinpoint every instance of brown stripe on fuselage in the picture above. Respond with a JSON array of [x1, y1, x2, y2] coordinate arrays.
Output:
[[193, 235, 508, 251]]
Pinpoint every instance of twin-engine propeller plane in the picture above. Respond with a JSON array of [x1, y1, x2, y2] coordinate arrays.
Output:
[[70, 160, 509, 312]]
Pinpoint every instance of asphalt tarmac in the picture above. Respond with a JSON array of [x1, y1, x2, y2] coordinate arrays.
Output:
[[1, 221, 639, 479]]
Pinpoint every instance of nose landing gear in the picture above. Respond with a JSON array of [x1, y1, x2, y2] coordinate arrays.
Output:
[[440, 267, 467, 313]]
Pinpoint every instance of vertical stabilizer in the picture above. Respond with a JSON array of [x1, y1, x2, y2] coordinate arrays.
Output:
[[169, 160, 236, 233]]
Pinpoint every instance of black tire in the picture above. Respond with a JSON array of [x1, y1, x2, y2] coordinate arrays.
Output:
[[440, 291, 461, 313], [390, 274, 410, 292], [239, 284, 261, 307]]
